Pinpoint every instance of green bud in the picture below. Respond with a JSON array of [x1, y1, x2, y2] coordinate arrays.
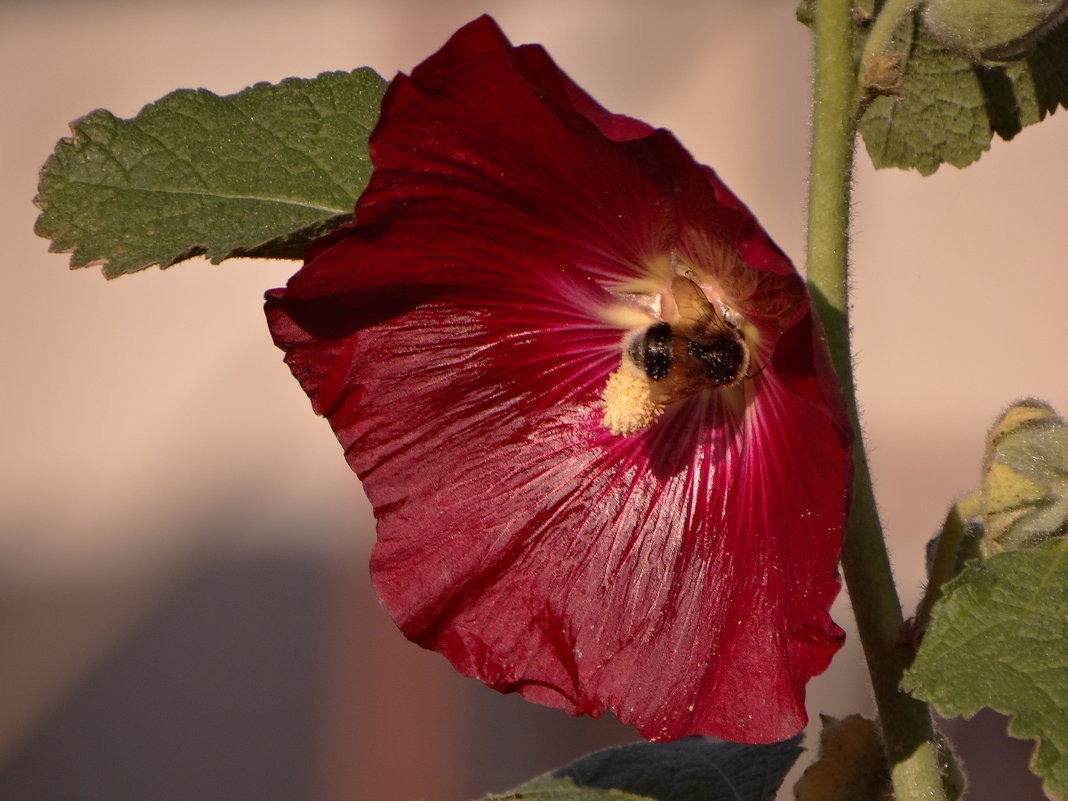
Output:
[[980, 399, 1068, 556], [921, 0, 1068, 60]]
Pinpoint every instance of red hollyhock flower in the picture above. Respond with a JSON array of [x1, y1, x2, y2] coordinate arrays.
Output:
[[266, 15, 852, 744]]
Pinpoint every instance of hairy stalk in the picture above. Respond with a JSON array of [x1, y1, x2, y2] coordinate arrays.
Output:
[[914, 493, 981, 632], [858, 0, 923, 88], [805, 1, 948, 799]]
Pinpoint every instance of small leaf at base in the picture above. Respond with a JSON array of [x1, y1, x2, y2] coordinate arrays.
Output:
[[483, 737, 802, 801], [794, 715, 892, 801]]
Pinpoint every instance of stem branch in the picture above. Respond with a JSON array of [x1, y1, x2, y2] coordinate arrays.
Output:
[[915, 493, 981, 631], [858, 0, 923, 89]]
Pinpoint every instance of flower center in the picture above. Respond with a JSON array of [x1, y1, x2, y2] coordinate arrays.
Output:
[[599, 273, 752, 436]]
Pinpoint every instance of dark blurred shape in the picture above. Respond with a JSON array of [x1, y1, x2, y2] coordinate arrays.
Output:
[[322, 554, 637, 801], [0, 553, 329, 801]]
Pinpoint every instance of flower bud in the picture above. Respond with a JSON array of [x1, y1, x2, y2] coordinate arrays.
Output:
[[980, 399, 1068, 556], [921, 0, 1068, 61]]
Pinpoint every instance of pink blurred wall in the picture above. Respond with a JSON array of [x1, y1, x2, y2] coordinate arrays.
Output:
[[2, 1, 1064, 799]]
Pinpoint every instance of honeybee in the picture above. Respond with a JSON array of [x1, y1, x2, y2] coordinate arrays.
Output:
[[625, 276, 752, 406]]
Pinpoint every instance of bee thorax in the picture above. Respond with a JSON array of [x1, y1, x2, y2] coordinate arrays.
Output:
[[687, 337, 747, 385]]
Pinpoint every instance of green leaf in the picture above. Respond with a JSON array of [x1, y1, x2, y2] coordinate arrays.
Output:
[[484, 737, 802, 801], [858, 11, 1068, 173], [35, 68, 387, 277], [903, 540, 1068, 800], [981, 399, 1068, 556]]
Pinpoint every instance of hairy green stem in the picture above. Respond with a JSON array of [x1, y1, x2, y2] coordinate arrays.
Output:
[[915, 493, 981, 631], [806, 1, 948, 799]]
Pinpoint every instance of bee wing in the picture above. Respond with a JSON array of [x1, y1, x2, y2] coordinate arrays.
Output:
[[669, 276, 735, 341]]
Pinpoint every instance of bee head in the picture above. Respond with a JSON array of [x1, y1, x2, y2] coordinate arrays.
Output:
[[627, 322, 674, 381]]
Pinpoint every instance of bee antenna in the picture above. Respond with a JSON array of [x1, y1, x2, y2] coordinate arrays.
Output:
[[745, 354, 771, 380]]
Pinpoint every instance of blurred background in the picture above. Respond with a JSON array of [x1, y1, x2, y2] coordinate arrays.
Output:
[[2, 1, 1064, 799]]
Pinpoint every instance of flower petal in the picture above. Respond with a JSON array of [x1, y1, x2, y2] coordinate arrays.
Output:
[[266, 15, 852, 743]]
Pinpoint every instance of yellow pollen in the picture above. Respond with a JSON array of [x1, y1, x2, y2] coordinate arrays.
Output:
[[600, 367, 664, 436]]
